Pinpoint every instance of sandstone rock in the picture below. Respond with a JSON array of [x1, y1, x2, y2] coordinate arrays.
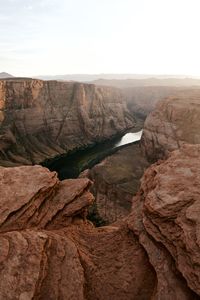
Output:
[[0, 226, 156, 300], [141, 89, 200, 161], [0, 165, 93, 232], [1, 146, 200, 299], [128, 144, 200, 298], [0, 79, 134, 166], [0, 165, 155, 299], [94, 80, 198, 121], [0, 230, 86, 300], [0, 165, 93, 299], [123, 86, 183, 119], [84, 143, 149, 223], [65, 223, 156, 300]]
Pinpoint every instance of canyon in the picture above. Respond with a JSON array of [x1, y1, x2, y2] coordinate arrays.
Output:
[[82, 88, 200, 226], [0, 79, 134, 166], [1, 78, 200, 299], [94, 79, 200, 119], [82, 142, 149, 224]]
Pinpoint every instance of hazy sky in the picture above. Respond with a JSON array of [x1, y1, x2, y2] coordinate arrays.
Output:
[[1, 0, 200, 76]]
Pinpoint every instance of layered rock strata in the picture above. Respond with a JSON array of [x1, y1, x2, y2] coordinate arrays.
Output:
[[0, 165, 155, 300], [81, 143, 149, 224], [128, 144, 200, 299], [0, 79, 134, 166], [141, 89, 200, 161], [1, 144, 200, 298]]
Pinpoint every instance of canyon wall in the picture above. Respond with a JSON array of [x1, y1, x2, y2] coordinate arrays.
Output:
[[141, 89, 200, 161], [0, 165, 155, 300], [82, 143, 149, 224], [127, 144, 200, 299], [1, 145, 200, 299], [0, 79, 134, 166], [93, 79, 200, 120], [80, 88, 200, 225], [123, 86, 184, 119]]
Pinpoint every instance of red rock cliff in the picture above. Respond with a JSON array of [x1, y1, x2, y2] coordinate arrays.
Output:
[[0, 79, 134, 166], [128, 144, 200, 299], [0, 165, 155, 300], [1, 145, 200, 299], [141, 89, 200, 162]]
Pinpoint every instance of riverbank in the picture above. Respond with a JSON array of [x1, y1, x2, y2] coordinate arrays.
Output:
[[82, 142, 149, 224], [42, 127, 143, 180]]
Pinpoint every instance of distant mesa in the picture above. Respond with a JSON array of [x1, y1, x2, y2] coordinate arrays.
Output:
[[0, 72, 14, 79], [35, 74, 200, 86]]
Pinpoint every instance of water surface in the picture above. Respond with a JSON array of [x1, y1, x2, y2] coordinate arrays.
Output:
[[114, 130, 143, 147], [44, 130, 143, 180]]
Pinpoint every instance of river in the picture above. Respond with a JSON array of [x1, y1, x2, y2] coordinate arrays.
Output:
[[114, 130, 142, 147], [43, 130, 143, 180]]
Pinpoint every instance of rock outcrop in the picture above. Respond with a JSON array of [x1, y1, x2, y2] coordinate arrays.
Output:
[[0, 79, 134, 166], [0, 165, 93, 232], [141, 89, 200, 161], [1, 145, 200, 299], [82, 143, 149, 224], [128, 144, 200, 299], [0, 165, 155, 300]]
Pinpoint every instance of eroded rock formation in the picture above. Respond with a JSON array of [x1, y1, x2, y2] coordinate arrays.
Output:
[[0, 79, 134, 166], [1, 144, 200, 299], [81, 143, 149, 224], [128, 144, 200, 299], [0, 165, 155, 300], [141, 89, 200, 161]]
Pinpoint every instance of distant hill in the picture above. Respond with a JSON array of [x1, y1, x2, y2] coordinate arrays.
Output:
[[36, 74, 152, 81], [5, 73, 200, 87], [93, 78, 200, 88], [0, 72, 13, 79], [35, 74, 197, 82], [34, 73, 200, 87]]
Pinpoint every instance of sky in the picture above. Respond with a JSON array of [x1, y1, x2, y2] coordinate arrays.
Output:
[[1, 0, 200, 77]]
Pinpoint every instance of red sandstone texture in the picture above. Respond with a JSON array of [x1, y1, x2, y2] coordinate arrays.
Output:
[[0, 165, 155, 300], [0, 79, 134, 166], [1, 144, 200, 299], [141, 89, 200, 162], [128, 144, 200, 299]]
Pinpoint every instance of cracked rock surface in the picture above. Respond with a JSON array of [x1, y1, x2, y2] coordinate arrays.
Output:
[[0, 165, 155, 300], [1, 145, 200, 299], [128, 144, 200, 299]]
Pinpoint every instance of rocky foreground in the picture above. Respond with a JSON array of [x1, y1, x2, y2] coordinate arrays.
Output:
[[1, 143, 200, 299], [0, 79, 134, 166]]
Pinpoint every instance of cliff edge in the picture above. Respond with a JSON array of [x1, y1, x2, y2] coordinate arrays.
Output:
[[141, 89, 200, 161], [1, 145, 200, 298], [0, 79, 134, 166]]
